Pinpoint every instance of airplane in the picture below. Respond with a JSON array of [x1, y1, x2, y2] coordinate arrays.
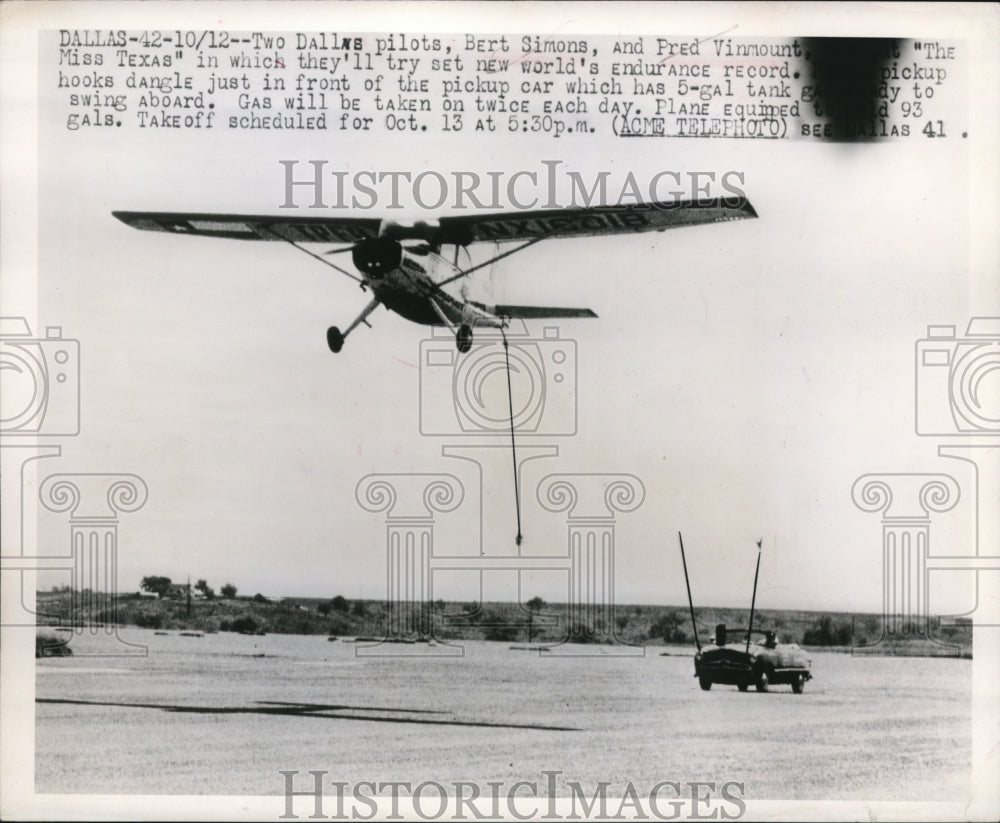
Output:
[[112, 198, 757, 354]]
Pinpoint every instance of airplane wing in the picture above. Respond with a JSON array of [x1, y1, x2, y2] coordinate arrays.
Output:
[[492, 305, 598, 319], [113, 198, 755, 246], [433, 198, 757, 245], [111, 211, 383, 244]]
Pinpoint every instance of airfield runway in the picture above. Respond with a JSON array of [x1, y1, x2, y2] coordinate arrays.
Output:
[[34, 629, 970, 800]]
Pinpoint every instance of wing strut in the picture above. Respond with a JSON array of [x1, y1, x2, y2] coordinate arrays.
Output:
[[258, 226, 367, 287], [501, 326, 523, 547], [434, 215, 586, 289], [426, 296, 459, 333]]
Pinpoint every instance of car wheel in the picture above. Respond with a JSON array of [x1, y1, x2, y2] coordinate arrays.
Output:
[[699, 674, 712, 691], [792, 674, 805, 694], [755, 668, 770, 692], [737, 683, 749, 692]]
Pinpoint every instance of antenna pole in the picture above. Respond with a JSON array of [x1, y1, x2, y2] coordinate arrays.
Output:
[[500, 327, 523, 547], [678, 532, 700, 652], [746, 539, 762, 653]]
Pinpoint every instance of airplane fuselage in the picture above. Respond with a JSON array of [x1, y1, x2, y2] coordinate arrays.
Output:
[[361, 246, 502, 329]]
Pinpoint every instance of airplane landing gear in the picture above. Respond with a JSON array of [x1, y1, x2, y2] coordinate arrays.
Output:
[[327, 326, 345, 353], [326, 297, 381, 354], [457, 323, 473, 353]]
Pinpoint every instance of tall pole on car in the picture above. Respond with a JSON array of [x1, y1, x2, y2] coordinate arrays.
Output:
[[746, 539, 763, 654], [678, 532, 701, 652]]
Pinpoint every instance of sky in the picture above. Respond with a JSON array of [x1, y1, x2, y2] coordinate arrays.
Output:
[[5, 5, 997, 618]]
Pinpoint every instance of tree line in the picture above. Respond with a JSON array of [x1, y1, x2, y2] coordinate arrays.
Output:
[[140, 576, 237, 599], [133, 578, 888, 647]]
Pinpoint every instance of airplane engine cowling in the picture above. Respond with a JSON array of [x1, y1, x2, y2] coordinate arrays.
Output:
[[352, 237, 403, 278]]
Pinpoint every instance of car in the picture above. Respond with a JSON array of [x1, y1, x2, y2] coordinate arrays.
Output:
[[694, 624, 812, 693], [35, 629, 73, 658]]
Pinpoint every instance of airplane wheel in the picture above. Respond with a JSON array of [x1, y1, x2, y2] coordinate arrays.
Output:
[[327, 326, 344, 353], [698, 674, 712, 691], [456, 324, 473, 353]]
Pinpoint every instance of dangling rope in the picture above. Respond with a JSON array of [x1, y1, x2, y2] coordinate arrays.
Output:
[[500, 326, 523, 547]]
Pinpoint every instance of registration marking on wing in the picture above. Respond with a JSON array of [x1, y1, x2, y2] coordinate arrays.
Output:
[[189, 220, 255, 234]]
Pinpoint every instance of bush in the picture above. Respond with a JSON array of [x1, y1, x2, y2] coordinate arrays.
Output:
[[92, 609, 117, 625], [802, 616, 853, 646], [650, 611, 688, 644], [135, 612, 163, 629], [328, 614, 354, 636], [331, 595, 350, 613], [484, 623, 520, 642], [567, 622, 603, 644], [230, 616, 258, 634], [481, 610, 519, 642]]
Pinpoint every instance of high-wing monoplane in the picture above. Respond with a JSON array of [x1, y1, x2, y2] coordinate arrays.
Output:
[[113, 199, 756, 353]]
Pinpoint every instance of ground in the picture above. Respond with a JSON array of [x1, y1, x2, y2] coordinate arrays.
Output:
[[34, 629, 971, 802]]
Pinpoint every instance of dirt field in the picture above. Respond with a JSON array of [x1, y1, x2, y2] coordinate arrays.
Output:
[[35, 629, 971, 801]]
